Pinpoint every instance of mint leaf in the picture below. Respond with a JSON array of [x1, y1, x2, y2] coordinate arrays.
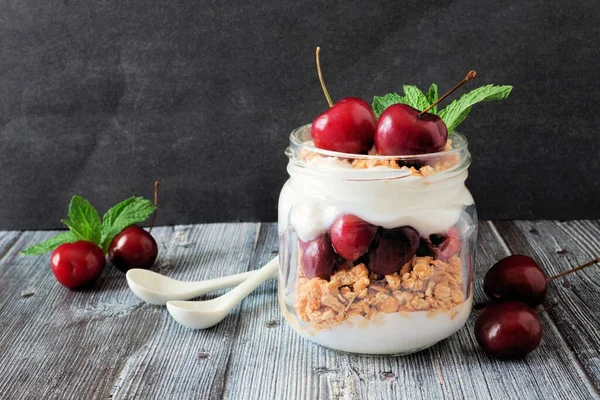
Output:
[[438, 85, 513, 133], [445, 107, 471, 133], [372, 93, 406, 117], [20, 231, 77, 255], [426, 83, 438, 113], [61, 196, 102, 244], [100, 197, 156, 252], [372, 85, 435, 116], [402, 85, 430, 111]]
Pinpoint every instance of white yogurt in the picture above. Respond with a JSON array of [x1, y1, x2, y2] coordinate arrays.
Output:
[[288, 296, 473, 355], [278, 157, 474, 241]]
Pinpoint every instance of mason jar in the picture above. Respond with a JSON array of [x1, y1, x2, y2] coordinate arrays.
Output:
[[277, 124, 477, 355]]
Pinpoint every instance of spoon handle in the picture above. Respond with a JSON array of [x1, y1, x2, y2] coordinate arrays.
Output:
[[220, 257, 279, 312], [184, 270, 256, 298]]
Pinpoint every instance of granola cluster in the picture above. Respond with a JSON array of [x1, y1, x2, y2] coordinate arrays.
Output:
[[301, 140, 458, 177], [296, 255, 465, 330]]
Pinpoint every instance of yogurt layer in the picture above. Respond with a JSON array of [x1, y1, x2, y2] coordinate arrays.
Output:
[[279, 157, 474, 242], [292, 296, 472, 355]]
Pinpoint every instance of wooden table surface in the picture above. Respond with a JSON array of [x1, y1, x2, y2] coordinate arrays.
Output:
[[1, 221, 599, 400]]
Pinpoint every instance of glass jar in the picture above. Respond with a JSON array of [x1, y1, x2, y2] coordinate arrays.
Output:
[[277, 124, 477, 355]]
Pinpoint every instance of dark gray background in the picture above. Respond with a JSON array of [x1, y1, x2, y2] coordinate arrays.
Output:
[[0, 0, 598, 230]]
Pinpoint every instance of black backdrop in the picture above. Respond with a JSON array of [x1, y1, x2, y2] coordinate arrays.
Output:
[[1, 0, 599, 230]]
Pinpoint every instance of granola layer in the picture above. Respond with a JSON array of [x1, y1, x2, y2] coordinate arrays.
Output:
[[296, 255, 465, 331]]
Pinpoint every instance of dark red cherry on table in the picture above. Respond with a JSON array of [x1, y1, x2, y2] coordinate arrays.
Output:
[[475, 301, 542, 359], [483, 255, 547, 307], [375, 104, 448, 156], [51, 241, 106, 289], [311, 97, 377, 154], [330, 215, 377, 262], [299, 234, 336, 280], [368, 226, 420, 275], [108, 225, 158, 272]]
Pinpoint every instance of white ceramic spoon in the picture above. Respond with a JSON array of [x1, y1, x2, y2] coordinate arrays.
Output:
[[166, 256, 279, 329], [126, 266, 274, 306]]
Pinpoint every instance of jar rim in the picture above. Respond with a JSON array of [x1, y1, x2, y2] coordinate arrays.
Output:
[[287, 124, 469, 162], [285, 124, 471, 182]]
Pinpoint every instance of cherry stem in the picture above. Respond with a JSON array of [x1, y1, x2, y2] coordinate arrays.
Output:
[[537, 303, 559, 314], [149, 180, 160, 233], [547, 256, 600, 282], [419, 70, 477, 116], [315, 47, 334, 107]]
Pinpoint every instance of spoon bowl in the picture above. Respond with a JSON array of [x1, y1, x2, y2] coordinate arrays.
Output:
[[167, 257, 279, 329], [167, 298, 228, 329]]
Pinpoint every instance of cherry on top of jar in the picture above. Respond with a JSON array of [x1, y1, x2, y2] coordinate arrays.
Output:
[[285, 124, 471, 181]]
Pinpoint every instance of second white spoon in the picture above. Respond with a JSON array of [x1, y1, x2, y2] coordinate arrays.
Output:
[[166, 257, 279, 329]]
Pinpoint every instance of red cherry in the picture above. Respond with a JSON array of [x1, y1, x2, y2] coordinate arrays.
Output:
[[299, 234, 336, 280], [51, 241, 105, 289], [475, 301, 542, 359], [329, 215, 377, 262], [483, 255, 547, 307], [311, 97, 377, 154], [368, 226, 420, 275], [375, 104, 448, 155], [417, 227, 462, 261], [436, 227, 461, 260], [108, 226, 158, 273]]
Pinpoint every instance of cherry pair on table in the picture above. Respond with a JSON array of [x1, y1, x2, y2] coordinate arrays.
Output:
[[51, 226, 158, 289], [475, 254, 600, 359]]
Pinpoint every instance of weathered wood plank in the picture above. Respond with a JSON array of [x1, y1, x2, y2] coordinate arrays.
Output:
[[494, 220, 600, 391], [0, 231, 21, 265], [111, 223, 261, 399], [0, 222, 599, 400], [220, 223, 283, 400], [0, 227, 176, 400]]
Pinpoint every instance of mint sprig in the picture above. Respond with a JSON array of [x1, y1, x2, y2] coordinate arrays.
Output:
[[20, 231, 77, 255], [372, 93, 405, 116], [372, 85, 430, 116], [100, 197, 156, 252], [21, 195, 156, 255], [438, 84, 512, 132], [426, 83, 438, 113], [372, 82, 512, 133], [402, 86, 430, 111], [60, 195, 102, 244]]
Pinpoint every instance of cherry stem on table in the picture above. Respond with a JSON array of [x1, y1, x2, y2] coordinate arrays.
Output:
[[315, 47, 334, 107], [149, 180, 160, 233], [547, 256, 600, 281], [419, 70, 477, 116], [537, 303, 559, 314]]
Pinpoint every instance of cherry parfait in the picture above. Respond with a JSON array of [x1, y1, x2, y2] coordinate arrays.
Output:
[[279, 124, 476, 355], [276, 47, 511, 355]]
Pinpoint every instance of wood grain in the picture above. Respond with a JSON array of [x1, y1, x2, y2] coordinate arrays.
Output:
[[0, 222, 598, 400]]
